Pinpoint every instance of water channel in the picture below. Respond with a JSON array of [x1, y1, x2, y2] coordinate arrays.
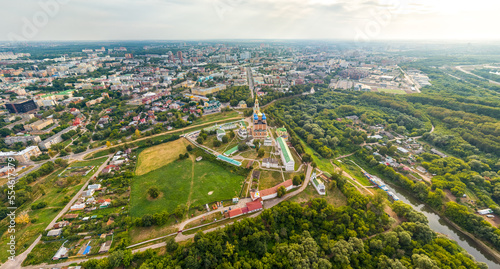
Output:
[[385, 183, 500, 268]]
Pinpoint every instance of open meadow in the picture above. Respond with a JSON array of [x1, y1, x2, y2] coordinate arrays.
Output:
[[135, 139, 188, 176], [131, 146, 246, 218]]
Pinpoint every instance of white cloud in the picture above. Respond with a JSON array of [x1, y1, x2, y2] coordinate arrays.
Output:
[[0, 0, 498, 41]]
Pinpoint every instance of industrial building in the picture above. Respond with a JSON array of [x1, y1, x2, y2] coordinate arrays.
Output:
[[4, 99, 37, 114]]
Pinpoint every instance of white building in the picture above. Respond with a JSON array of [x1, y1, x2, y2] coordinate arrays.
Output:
[[0, 146, 42, 163], [262, 158, 280, 169], [263, 136, 273, 146], [5, 135, 41, 146], [237, 126, 247, 139], [38, 126, 77, 150], [276, 137, 294, 171], [311, 172, 326, 195], [216, 128, 226, 141]]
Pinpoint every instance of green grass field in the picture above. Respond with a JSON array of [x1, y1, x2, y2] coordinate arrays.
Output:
[[71, 156, 109, 168], [298, 137, 335, 174], [194, 110, 240, 124], [289, 184, 346, 207], [84, 117, 242, 160], [130, 156, 246, 218], [337, 158, 372, 186], [259, 170, 283, 190], [136, 139, 188, 175]]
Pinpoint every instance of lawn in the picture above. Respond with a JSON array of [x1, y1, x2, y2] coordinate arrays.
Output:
[[194, 110, 240, 124], [135, 139, 188, 176], [258, 170, 283, 190], [129, 215, 179, 244], [298, 137, 335, 174], [71, 156, 109, 168], [130, 157, 246, 218], [376, 88, 407, 94], [336, 158, 372, 187], [289, 184, 347, 207], [84, 118, 241, 159], [130, 158, 192, 217], [191, 160, 245, 206]]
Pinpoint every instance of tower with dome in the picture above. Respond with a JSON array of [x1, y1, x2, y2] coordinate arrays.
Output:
[[251, 98, 268, 139]]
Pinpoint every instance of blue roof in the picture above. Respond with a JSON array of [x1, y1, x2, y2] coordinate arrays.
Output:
[[82, 246, 91, 255], [262, 113, 266, 120], [253, 114, 258, 120]]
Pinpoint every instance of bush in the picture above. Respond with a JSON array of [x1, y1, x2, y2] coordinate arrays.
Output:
[[165, 236, 178, 252], [277, 186, 286, 197], [31, 202, 47, 210], [148, 187, 160, 199]]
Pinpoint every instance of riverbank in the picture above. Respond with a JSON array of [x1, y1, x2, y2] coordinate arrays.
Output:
[[384, 180, 500, 267], [439, 213, 500, 264]]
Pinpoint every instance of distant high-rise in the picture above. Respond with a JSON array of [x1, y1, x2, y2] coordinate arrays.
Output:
[[177, 51, 183, 61], [240, 51, 251, 60]]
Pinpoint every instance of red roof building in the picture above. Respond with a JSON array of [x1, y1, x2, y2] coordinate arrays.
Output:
[[228, 208, 243, 218], [73, 117, 81, 126], [246, 201, 263, 213]]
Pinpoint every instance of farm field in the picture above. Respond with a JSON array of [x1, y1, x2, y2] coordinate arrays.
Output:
[[135, 139, 188, 176], [131, 153, 246, 218]]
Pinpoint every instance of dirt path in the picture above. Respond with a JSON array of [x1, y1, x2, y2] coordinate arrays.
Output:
[[330, 160, 373, 196]]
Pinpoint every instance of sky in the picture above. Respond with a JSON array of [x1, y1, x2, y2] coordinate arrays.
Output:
[[0, 0, 498, 41]]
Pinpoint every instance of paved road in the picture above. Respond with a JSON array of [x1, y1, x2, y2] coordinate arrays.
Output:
[[86, 117, 243, 159], [398, 66, 421, 93], [263, 164, 312, 208], [0, 155, 112, 269], [45, 155, 112, 231], [456, 65, 500, 86], [246, 67, 255, 99]]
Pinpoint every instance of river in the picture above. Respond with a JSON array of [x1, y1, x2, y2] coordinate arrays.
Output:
[[385, 183, 500, 268]]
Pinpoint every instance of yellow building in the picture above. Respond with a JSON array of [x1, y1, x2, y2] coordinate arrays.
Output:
[[191, 84, 226, 96], [24, 118, 54, 131]]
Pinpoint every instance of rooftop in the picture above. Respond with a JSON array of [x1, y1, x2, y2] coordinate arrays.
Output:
[[277, 137, 292, 163]]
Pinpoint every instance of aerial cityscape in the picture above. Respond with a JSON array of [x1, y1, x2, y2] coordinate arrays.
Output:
[[0, 1, 500, 269]]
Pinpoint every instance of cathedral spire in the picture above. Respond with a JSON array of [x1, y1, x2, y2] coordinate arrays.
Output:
[[253, 98, 260, 114]]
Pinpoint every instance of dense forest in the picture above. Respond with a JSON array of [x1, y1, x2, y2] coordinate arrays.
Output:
[[262, 62, 500, 256], [82, 179, 487, 269]]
